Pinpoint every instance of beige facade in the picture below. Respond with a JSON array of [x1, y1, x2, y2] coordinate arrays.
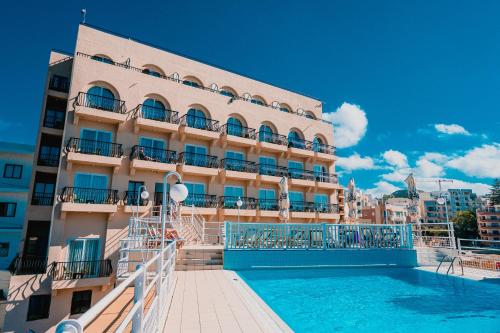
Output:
[[477, 205, 500, 241], [3, 24, 344, 332]]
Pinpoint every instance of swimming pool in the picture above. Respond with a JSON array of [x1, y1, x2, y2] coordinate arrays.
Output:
[[237, 268, 500, 333]]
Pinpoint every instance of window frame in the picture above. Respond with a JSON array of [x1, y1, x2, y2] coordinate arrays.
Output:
[[70, 290, 92, 315], [0, 202, 16, 217], [27, 294, 51, 321], [3, 164, 23, 179]]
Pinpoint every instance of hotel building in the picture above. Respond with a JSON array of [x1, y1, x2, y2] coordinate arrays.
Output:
[[3, 24, 343, 332], [477, 205, 500, 241]]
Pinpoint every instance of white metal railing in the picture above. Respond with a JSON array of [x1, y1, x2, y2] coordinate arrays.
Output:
[[458, 238, 500, 253], [225, 222, 413, 249], [55, 241, 177, 333], [457, 238, 500, 272], [413, 223, 456, 249]]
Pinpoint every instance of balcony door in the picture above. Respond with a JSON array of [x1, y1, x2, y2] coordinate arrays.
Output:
[[185, 144, 207, 166], [288, 161, 304, 179], [225, 151, 244, 171], [259, 189, 275, 210], [74, 173, 108, 203], [186, 108, 207, 129], [259, 156, 276, 175], [289, 191, 304, 210], [80, 128, 112, 156], [224, 186, 244, 208], [140, 137, 165, 161], [313, 164, 327, 182], [184, 183, 206, 207], [67, 238, 100, 278], [314, 194, 328, 212]]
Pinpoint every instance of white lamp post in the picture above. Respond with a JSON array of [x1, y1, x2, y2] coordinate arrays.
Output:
[[161, 171, 188, 251], [135, 185, 149, 219], [236, 196, 243, 223]]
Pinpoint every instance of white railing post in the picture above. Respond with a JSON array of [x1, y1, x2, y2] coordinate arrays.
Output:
[[156, 252, 163, 330], [132, 264, 145, 333], [322, 223, 327, 249]]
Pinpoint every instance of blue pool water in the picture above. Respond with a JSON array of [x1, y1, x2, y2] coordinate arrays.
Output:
[[237, 268, 500, 333]]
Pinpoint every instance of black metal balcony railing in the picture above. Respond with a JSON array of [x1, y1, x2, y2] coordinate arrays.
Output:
[[258, 164, 289, 177], [49, 75, 70, 93], [219, 158, 258, 173], [288, 168, 316, 181], [258, 199, 279, 211], [183, 194, 218, 208], [137, 104, 179, 124], [60, 187, 120, 204], [178, 114, 220, 132], [66, 138, 123, 158], [124, 191, 149, 206], [178, 152, 218, 168], [9, 255, 48, 275], [288, 139, 313, 150], [38, 151, 60, 167], [130, 145, 177, 164], [314, 143, 336, 155], [314, 203, 339, 214], [220, 124, 257, 139], [289, 201, 316, 212], [31, 192, 54, 206], [257, 131, 288, 146], [76, 92, 126, 114], [43, 110, 65, 129], [315, 173, 339, 184], [218, 196, 258, 209], [50, 259, 113, 280]]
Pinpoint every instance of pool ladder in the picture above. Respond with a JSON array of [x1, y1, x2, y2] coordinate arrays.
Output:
[[436, 255, 464, 276]]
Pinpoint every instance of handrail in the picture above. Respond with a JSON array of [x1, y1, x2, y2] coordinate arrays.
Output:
[[289, 200, 316, 212], [31, 192, 54, 206], [60, 187, 120, 204], [66, 137, 123, 157], [183, 194, 218, 208], [220, 123, 257, 139], [37, 150, 60, 167], [258, 199, 279, 211], [257, 131, 288, 146], [134, 104, 180, 124], [288, 168, 316, 181], [315, 172, 339, 184], [124, 191, 150, 206], [288, 138, 313, 150], [218, 196, 258, 209], [258, 163, 289, 177], [75, 91, 126, 114], [314, 143, 336, 155], [130, 145, 177, 164], [178, 114, 220, 132], [9, 255, 47, 275], [178, 151, 218, 168], [50, 259, 113, 280], [219, 158, 258, 173]]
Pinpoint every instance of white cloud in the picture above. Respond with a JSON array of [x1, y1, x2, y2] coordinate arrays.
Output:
[[415, 178, 491, 195], [446, 143, 500, 178], [381, 168, 411, 182], [382, 150, 408, 168], [323, 102, 368, 148], [434, 123, 471, 136], [365, 181, 400, 198], [336, 153, 376, 171], [414, 158, 444, 178], [421, 152, 449, 164]]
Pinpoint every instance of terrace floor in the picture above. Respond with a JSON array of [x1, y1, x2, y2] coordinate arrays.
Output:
[[417, 265, 500, 280], [164, 270, 291, 333]]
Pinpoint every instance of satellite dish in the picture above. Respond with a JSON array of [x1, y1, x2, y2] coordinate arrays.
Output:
[[297, 108, 304, 116], [171, 72, 180, 82], [242, 93, 251, 101], [209, 83, 218, 92], [437, 197, 446, 205], [271, 101, 280, 108]]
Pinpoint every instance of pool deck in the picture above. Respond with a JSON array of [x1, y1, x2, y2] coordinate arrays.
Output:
[[164, 270, 292, 333], [417, 266, 500, 280]]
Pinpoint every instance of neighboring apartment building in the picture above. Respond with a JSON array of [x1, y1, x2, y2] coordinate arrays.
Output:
[[448, 189, 479, 217], [419, 189, 479, 224], [0, 142, 34, 270], [3, 24, 344, 332], [477, 205, 500, 241]]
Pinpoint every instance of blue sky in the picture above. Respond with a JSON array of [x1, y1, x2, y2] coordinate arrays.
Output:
[[0, 0, 498, 195]]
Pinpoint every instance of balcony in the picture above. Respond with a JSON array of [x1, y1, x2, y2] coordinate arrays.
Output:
[[257, 164, 289, 184], [257, 199, 280, 218], [60, 187, 119, 218], [177, 152, 219, 177], [66, 138, 123, 171], [218, 196, 258, 216], [50, 259, 113, 291], [288, 168, 316, 187], [290, 201, 316, 219], [219, 158, 257, 182], [133, 104, 180, 134], [178, 114, 220, 141], [315, 203, 340, 220], [123, 191, 150, 214], [314, 143, 337, 162], [74, 92, 126, 125], [220, 124, 257, 147], [31, 192, 54, 206], [180, 194, 218, 216], [9, 255, 47, 275], [256, 132, 288, 154], [48, 75, 70, 93], [129, 145, 177, 175], [37, 151, 60, 167], [288, 139, 315, 158], [316, 173, 341, 190], [43, 110, 65, 130]]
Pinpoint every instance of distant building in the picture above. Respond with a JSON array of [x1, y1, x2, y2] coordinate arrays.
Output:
[[477, 205, 500, 241], [448, 189, 479, 217], [419, 188, 479, 224], [0, 141, 34, 269]]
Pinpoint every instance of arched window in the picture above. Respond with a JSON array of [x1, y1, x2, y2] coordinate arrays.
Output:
[[91, 55, 113, 64], [142, 98, 167, 121], [251, 97, 265, 106], [183, 80, 199, 88], [305, 112, 316, 119], [313, 136, 323, 152], [86, 86, 116, 111], [186, 108, 207, 129], [288, 130, 304, 149], [220, 89, 235, 98], [142, 68, 162, 77], [258, 124, 274, 142], [227, 117, 243, 137]]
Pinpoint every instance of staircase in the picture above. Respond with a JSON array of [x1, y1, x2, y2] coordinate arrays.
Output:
[[175, 246, 223, 271]]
